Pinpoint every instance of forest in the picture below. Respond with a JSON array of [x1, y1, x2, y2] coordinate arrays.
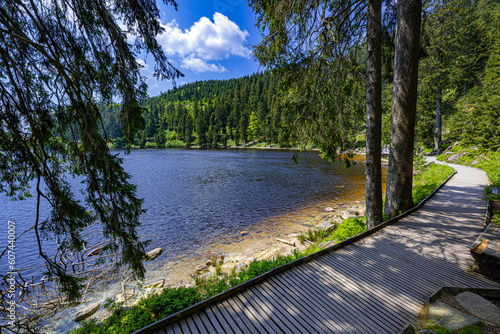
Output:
[[101, 0, 499, 156]]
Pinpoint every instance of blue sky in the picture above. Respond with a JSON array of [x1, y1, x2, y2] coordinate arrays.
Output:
[[138, 0, 263, 97]]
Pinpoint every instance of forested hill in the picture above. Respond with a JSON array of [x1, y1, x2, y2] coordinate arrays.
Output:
[[102, 72, 288, 148]]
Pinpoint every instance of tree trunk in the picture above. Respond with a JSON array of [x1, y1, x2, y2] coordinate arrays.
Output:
[[365, 0, 383, 229], [435, 86, 442, 154], [384, 0, 422, 217]]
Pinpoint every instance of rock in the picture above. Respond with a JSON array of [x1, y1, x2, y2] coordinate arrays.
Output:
[[428, 302, 480, 330], [144, 248, 162, 261], [195, 262, 211, 274], [75, 302, 101, 321], [455, 292, 500, 325], [492, 187, 500, 195], [276, 238, 295, 246], [319, 240, 337, 249], [144, 279, 164, 289], [117, 289, 135, 303], [207, 252, 224, 266], [472, 159, 479, 165], [240, 230, 249, 237], [324, 207, 335, 212], [423, 161, 435, 168]]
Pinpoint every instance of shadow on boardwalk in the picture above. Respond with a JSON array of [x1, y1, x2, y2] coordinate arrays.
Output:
[[140, 163, 500, 334]]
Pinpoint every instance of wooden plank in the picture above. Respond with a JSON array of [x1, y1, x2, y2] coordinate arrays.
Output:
[[178, 318, 191, 334], [326, 246, 440, 300], [266, 273, 361, 333], [227, 293, 269, 333], [317, 250, 426, 311], [283, 263, 402, 333], [352, 240, 499, 288], [192, 312, 216, 334], [209, 305, 234, 334], [205, 307, 226, 334], [220, 299, 252, 333], [258, 278, 340, 333], [295, 260, 412, 331], [242, 287, 297, 333], [238, 290, 280, 333], [250, 284, 312, 334], [224, 296, 260, 333], [214, 302, 244, 334], [171, 322, 182, 334]]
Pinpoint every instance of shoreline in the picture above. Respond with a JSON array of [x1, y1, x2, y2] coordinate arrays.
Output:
[[47, 198, 367, 333]]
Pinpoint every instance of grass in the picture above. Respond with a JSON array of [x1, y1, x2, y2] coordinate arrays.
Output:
[[70, 157, 455, 334], [412, 163, 455, 205]]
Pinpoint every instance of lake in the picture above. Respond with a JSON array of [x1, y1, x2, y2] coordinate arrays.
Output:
[[0, 148, 387, 331]]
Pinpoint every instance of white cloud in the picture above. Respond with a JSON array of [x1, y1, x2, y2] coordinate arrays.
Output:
[[136, 58, 149, 70], [181, 55, 227, 73], [157, 13, 251, 72]]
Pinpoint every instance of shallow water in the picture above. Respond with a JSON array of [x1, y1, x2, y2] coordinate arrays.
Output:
[[0, 148, 387, 332]]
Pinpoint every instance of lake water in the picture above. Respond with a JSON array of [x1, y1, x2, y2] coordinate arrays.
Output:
[[0, 148, 387, 331]]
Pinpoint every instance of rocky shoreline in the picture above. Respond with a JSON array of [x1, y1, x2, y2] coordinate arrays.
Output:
[[60, 199, 366, 331]]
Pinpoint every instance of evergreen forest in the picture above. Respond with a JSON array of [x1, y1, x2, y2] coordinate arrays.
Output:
[[101, 0, 499, 157]]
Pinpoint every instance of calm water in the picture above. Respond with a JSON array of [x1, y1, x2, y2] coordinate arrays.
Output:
[[0, 149, 384, 279]]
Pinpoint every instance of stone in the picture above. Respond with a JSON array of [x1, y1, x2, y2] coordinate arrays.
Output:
[[428, 302, 480, 330], [117, 289, 135, 303], [144, 247, 162, 261], [455, 292, 500, 325], [240, 230, 249, 237], [144, 279, 164, 289], [75, 302, 101, 321], [195, 262, 210, 273], [207, 252, 224, 266], [324, 207, 335, 212]]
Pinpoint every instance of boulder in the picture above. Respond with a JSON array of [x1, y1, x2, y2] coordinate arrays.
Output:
[[455, 292, 500, 325], [144, 279, 164, 289], [144, 248, 162, 261], [428, 302, 480, 330], [116, 289, 135, 303], [75, 302, 101, 321], [207, 252, 224, 266]]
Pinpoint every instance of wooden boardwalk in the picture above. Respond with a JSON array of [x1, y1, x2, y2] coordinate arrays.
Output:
[[138, 162, 500, 334]]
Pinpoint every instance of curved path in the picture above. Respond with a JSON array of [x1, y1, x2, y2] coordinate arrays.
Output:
[[141, 162, 500, 334]]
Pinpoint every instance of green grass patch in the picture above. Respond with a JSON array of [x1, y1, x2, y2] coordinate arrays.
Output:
[[412, 163, 455, 206]]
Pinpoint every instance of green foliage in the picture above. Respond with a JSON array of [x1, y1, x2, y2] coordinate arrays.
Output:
[[70, 287, 201, 334], [0, 0, 181, 304], [412, 164, 455, 205], [324, 217, 366, 243]]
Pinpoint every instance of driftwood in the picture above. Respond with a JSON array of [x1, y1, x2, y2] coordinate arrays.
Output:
[[0, 222, 122, 333]]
